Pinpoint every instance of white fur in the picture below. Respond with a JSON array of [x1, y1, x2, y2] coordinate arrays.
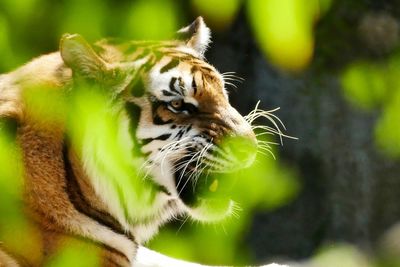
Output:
[[130, 199, 185, 244], [134, 246, 291, 267], [64, 211, 137, 262], [186, 199, 236, 222], [134, 246, 204, 267], [190, 20, 211, 56], [178, 17, 211, 57]]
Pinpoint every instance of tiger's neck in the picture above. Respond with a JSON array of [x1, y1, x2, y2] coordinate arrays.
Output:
[[64, 146, 133, 240]]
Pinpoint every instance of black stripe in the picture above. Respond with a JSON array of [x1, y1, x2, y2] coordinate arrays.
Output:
[[63, 144, 135, 243], [100, 242, 132, 266], [103, 248, 131, 267], [160, 58, 179, 73], [200, 66, 214, 72], [143, 59, 156, 72], [153, 50, 164, 62], [142, 133, 171, 146], [162, 90, 176, 97], [191, 77, 197, 95], [141, 139, 152, 146], [190, 65, 198, 74], [126, 75, 145, 97], [70, 233, 132, 265], [165, 51, 198, 59], [175, 129, 185, 139], [125, 102, 145, 157], [156, 133, 171, 140], [134, 48, 150, 60], [178, 77, 186, 96], [157, 185, 171, 195], [104, 256, 123, 267], [169, 77, 181, 95]]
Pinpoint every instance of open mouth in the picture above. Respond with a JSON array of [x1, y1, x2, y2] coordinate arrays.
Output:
[[171, 137, 258, 221], [173, 160, 237, 207]]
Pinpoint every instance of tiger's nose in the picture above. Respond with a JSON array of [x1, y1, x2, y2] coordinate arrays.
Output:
[[225, 136, 257, 166]]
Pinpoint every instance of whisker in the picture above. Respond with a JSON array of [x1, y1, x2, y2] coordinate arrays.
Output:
[[245, 102, 297, 146], [221, 72, 245, 81], [224, 81, 238, 89], [139, 137, 193, 180], [178, 143, 212, 196], [176, 150, 203, 189], [176, 214, 190, 234], [257, 149, 276, 160]]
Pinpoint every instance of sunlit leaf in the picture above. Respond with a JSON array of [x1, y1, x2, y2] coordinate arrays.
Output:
[[341, 61, 389, 110], [124, 0, 179, 40], [312, 244, 372, 267], [45, 239, 100, 267], [232, 153, 300, 210], [375, 89, 400, 158], [247, 0, 319, 71]]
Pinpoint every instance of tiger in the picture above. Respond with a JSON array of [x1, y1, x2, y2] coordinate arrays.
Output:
[[0, 17, 288, 267]]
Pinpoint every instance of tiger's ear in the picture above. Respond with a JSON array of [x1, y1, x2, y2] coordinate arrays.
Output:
[[178, 16, 211, 57], [60, 34, 107, 79]]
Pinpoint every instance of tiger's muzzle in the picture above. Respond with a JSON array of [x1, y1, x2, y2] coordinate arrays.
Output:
[[174, 105, 257, 208]]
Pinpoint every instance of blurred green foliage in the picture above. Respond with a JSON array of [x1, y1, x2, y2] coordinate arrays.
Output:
[[126, 0, 180, 40], [191, 0, 241, 31], [45, 240, 100, 267], [341, 52, 400, 158], [247, 0, 332, 71], [341, 62, 389, 110], [311, 244, 373, 267]]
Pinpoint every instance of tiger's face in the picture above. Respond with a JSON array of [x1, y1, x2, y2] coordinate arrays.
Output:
[[61, 17, 258, 223], [129, 18, 257, 221], [138, 51, 257, 220]]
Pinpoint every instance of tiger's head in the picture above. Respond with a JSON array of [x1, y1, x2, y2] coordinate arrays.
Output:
[[61, 17, 261, 224]]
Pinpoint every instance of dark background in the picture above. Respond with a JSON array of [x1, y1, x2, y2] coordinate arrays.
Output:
[[208, 1, 400, 263]]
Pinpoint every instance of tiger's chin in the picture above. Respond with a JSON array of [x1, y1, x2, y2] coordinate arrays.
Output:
[[187, 197, 236, 222]]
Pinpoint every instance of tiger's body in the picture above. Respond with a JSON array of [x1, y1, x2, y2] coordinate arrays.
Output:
[[0, 18, 286, 267]]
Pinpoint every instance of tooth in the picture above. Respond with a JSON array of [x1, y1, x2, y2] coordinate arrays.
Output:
[[209, 179, 218, 192]]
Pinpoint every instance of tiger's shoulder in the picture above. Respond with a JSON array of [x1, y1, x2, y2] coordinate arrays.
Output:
[[0, 52, 72, 122]]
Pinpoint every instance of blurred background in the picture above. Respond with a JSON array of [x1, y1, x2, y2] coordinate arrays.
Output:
[[1, 0, 400, 266]]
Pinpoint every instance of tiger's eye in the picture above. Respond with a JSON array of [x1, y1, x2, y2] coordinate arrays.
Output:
[[170, 99, 183, 109]]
